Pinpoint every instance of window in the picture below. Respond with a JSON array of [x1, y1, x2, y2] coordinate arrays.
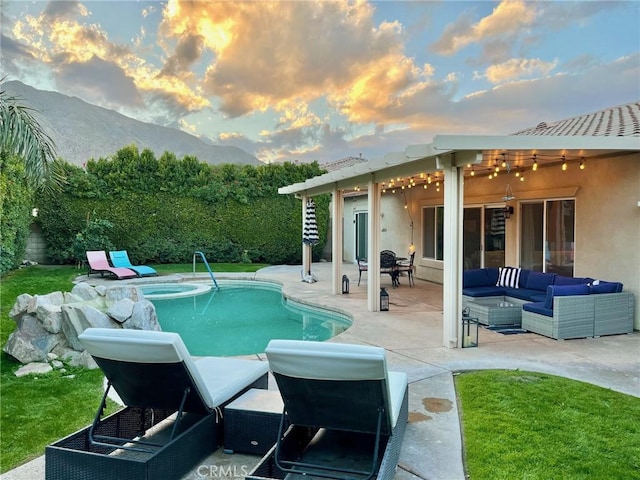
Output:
[[520, 199, 575, 276], [422, 206, 444, 260]]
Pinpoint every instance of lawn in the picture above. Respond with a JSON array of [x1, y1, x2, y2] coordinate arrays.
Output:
[[455, 370, 640, 479]]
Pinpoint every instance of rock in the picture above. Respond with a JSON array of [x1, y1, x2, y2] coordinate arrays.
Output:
[[105, 286, 143, 307], [68, 350, 98, 369], [107, 298, 135, 323], [15, 362, 53, 377], [9, 293, 33, 321], [2, 315, 62, 363], [47, 352, 59, 361], [123, 300, 161, 331], [70, 283, 100, 301], [37, 303, 63, 334], [28, 291, 64, 314], [63, 292, 83, 304], [60, 303, 118, 350], [95, 285, 107, 296], [51, 360, 64, 369]]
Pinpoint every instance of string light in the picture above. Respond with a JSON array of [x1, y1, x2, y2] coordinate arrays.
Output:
[[561, 155, 567, 171], [532, 154, 538, 171], [580, 157, 586, 170]]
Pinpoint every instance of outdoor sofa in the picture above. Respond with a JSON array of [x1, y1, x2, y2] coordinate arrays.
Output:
[[463, 267, 635, 340]]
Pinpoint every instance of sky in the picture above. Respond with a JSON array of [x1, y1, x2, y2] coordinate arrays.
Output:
[[2, 0, 639, 164]]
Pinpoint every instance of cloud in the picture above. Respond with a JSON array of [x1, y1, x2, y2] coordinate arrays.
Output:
[[431, 0, 537, 57], [483, 58, 558, 84]]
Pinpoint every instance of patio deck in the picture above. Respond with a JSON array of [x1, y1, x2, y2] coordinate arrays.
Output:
[[4, 262, 639, 480]]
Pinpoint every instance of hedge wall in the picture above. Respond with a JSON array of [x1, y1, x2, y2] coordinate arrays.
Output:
[[35, 147, 329, 265]]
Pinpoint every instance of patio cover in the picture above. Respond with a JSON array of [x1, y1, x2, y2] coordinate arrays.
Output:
[[278, 134, 639, 348]]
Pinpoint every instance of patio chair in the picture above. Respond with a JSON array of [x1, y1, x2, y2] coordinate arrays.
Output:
[[86, 250, 137, 280], [357, 257, 368, 286], [395, 252, 415, 287], [46, 328, 269, 480], [248, 339, 409, 480], [380, 250, 399, 288], [109, 250, 157, 277]]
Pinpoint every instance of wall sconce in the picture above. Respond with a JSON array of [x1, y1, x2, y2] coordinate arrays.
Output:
[[342, 275, 350, 294], [503, 205, 514, 219], [380, 287, 389, 311]]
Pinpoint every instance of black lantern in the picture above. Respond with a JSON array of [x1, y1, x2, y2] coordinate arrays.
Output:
[[342, 275, 349, 294], [462, 307, 478, 348], [380, 287, 389, 311]]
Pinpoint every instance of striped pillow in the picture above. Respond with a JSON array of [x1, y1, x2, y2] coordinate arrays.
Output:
[[496, 267, 521, 288]]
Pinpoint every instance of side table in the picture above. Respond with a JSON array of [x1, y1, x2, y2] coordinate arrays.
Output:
[[224, 389, 287, 456]]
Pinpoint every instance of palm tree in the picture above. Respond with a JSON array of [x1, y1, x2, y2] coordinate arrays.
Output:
[[0, 80, 62, 191]]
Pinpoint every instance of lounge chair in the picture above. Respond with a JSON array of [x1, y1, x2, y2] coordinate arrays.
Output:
[[395, 252, 415, 287], [109, 250, 157, 277], [46, 328, 269, 480], [248, 339, 409, 480], [357, 256, 368, 286], [86, 250, 137, 280]]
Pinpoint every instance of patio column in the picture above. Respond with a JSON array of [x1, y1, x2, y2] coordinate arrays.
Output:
[[442, 161, 464, 348], [331, 187, 344, 295], [367, 178, 381, 311]]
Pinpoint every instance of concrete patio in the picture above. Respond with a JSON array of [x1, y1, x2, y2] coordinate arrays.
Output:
[[3, 262, 639, 480]]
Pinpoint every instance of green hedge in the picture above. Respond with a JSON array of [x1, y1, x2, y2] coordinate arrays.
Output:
[[0, 154, 33, 275], [35, 147, 329, 266]]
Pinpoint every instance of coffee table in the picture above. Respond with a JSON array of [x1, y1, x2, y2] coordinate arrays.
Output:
[[467, 298, 522, 326]]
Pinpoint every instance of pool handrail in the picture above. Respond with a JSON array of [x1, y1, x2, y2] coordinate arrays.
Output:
[[193, 251, 220, 290]]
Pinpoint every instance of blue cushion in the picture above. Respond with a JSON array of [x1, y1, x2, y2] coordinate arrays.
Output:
[[544, 284, 591, 309], [518, 269, 530, 288], [591, 281, 623, 294], [463, 269, 490, 288], [554, 276, 590, 286], [462, 286, 506, 297], [503, 288, 543, 302], [526, 271, 556, 291], [530, 293, 547, 303], [485, 268, 499, 285], [523, 301, 553, 317]]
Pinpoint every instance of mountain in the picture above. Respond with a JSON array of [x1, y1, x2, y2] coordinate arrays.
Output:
[[2, 81, 261, 166]]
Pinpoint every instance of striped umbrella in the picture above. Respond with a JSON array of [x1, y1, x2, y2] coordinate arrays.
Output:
[[303, 199, 319, 246]]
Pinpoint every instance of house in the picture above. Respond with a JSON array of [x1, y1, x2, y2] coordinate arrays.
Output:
[[279, 102, 640, 347]]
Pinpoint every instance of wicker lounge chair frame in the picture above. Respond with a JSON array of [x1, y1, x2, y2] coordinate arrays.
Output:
[[248, 339, 408, 480]]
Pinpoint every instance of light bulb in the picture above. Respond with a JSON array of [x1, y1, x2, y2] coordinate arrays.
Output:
[[533, 160, 538, 171]]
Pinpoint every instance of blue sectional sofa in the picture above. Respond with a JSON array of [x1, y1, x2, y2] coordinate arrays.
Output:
[[463, 267, 635, 340]]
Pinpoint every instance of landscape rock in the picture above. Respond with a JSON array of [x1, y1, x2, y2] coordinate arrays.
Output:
[[51, 360, 64, 369], [123, 300, 161, 330], [9, 293, 33, 321], [70, 283, 100, 301], [28, 292, 64, 313], [2, 315, 62, 363], [37, 303, 63, 333], [105, 286, 143, 307], [107, 298, 135, 323], [68, 350, 98, 369], [15, 362, 53, 377], [63, 292, 83, 304], [61, 303, 117, 350]]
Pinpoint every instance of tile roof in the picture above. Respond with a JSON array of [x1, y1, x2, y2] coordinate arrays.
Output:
[[512, 101, 640, 137]]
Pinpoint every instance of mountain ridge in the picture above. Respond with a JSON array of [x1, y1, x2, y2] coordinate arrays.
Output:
[[2, 80, 261, 166]]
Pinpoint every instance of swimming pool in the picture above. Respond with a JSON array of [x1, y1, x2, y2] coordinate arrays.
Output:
[[147, 281, 352, 356], [139, 283, 211, 299]]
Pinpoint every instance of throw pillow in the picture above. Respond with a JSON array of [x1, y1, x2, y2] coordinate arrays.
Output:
[[496, 267, 521, 289], [590, 281, 623, 294]]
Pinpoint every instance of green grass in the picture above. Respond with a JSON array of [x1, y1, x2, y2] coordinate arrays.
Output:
[[0, 263, 267, 473], [455, 370, 640, 479]]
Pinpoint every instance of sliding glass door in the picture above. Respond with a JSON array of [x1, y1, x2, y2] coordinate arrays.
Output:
[[463, 206, 505, 269]]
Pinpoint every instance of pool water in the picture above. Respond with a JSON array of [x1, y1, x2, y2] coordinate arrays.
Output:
[[149, 282, 351, 356]]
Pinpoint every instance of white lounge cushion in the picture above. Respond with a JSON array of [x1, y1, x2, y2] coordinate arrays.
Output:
[[78, 328, 268, 409], [265, 339, 407, 428]]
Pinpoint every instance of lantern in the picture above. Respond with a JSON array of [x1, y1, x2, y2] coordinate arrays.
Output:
[[342, 275, 350, 294], [462, 307, 478, 348], [380, 287, 389, 311]]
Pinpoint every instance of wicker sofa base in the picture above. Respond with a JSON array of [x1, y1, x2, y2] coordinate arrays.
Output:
[[45, 407, 217, 480], [247, 388, 408, 480]]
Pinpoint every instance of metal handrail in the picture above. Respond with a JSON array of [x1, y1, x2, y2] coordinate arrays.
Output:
[[193, 251, 219, 290]]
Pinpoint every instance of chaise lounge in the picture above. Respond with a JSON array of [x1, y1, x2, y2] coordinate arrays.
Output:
[[248, 339, 408, 480], [45, 328, 269, 480], [109, 250, 157, 277], [86, 250, 137, 280]]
